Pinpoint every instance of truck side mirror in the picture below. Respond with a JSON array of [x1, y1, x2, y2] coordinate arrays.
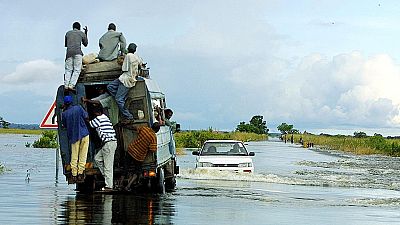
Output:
[[248, 152, 255, 156], [175, 123, 181, 132]]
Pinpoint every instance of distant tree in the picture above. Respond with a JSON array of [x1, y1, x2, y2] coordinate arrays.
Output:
[[290, 129, 300, 134], [0, 116, 10, 129], [236, 115, 269, 134], [249, 115, 269, 134], [277, 123, 293, 134], [354, 131, 367, 138]]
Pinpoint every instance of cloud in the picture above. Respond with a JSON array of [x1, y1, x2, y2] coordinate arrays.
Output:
[[227, 51, 400, 129], [0, 59, 63, 96]]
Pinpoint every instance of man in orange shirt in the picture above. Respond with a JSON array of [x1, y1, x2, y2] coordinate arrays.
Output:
[[125, 122, 160, 190]]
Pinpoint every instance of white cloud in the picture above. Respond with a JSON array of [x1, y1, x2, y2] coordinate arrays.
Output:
[[227, 51, 400, 128], [0, 59, 63, 96]]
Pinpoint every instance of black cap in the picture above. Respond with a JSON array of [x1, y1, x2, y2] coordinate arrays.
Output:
[[108, 23, 116, 31]]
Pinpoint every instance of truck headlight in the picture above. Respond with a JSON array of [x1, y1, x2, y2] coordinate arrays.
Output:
[[198, 162, 213, 167], [238, 162, 252, 167]]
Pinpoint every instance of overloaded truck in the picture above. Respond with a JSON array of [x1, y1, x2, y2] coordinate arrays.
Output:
[[55, 60, 179, 193]]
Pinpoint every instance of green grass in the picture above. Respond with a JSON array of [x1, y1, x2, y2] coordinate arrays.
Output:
[[291, 133, 400, 156], [0, 128, 43, 135]]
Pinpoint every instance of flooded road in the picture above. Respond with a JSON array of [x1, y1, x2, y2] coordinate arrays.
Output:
[[0, 134, 400, 224]]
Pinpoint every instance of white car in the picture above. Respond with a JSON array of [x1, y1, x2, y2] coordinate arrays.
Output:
[[192, 140, 255, 173]]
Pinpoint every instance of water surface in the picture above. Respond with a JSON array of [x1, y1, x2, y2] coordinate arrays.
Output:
[[0, 134, 399, 224]]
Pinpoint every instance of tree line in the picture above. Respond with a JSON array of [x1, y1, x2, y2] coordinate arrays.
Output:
[[0, 116, 10, 129]]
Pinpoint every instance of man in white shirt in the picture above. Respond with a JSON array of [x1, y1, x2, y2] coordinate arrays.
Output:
[[107, 43, 144, 123]]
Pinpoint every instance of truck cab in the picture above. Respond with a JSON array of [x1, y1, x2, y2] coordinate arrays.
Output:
[[55, 60, 179, 193]]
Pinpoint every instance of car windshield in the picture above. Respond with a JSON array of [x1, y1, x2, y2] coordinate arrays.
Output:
[[201, 142, 248, 156]]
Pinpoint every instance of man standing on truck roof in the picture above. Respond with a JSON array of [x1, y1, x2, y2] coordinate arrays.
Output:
[[89, 106, 117, 192], [107, 43, 145, 124], [64, 22, 88, 92], [61, 95, 90, 183], [124, 122, 160, 190], [98, 23, 127, 61]]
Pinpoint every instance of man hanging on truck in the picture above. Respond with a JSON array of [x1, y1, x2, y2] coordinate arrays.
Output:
[[64, 21, 88, 92], [61, 96, 90, 183], [107, 43, 145, 124], [124, 122, 160, 191], [98, 23, 127, 61], [89, 106, 117, 192]]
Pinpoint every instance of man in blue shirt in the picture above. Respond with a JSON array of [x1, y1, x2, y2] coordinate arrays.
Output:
[[62, 95, 90, 183]]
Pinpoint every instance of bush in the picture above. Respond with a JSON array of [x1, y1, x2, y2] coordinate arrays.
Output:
[[293, 133, 400, 156], [32, 130, 58, 148]]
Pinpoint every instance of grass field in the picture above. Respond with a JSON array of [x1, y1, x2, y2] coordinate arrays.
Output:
[[0, 128, 43, 135]]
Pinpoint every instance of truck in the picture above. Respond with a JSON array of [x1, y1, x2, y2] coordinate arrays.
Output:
[[55, 60, 179, 193]]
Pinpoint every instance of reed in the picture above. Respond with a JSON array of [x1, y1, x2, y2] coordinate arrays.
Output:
[[290, 133, 400, 156]]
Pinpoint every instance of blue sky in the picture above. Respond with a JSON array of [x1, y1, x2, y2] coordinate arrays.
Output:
[[1, 0, 400, 136]]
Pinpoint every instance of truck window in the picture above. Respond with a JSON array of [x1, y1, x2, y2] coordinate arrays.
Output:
[[152, 98, 165, 124]]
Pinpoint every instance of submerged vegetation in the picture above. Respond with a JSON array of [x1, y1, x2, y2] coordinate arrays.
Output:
[[32, 130, 58, 148], [0, 129, 58, 148], [292, 133, 400, 156], [174, 130, 267, 148], [0, 164, 5, 174]]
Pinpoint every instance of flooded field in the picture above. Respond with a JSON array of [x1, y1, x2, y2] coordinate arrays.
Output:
[[0, 134, 400, 224]]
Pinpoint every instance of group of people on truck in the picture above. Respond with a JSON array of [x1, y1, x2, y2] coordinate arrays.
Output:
[[62, 21, 174, 192], [64, 22, 145, 124]]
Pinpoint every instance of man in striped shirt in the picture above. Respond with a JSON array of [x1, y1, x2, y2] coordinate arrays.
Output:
[[89, 106, 117, 191]]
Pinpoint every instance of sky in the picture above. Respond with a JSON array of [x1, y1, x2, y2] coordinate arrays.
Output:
[[1, 0, 400, 136]]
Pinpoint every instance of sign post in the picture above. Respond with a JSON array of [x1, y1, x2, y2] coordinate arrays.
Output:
[[40, 101, 60, 178]]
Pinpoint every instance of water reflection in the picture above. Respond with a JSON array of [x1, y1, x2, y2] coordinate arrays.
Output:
[[59, 193, 175, 225]]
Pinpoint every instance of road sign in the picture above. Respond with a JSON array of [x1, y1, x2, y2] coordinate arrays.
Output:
[[40, 101, 58, 129]]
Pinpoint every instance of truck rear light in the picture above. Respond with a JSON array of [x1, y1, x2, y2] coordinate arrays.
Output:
[[149, 171, 156, 177], [143, 171, 149, 177], [243, 170, 252, 173]]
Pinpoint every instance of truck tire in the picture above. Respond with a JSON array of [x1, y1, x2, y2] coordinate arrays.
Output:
[[165, 176, 176, 191], [156, 168, 166, 194]]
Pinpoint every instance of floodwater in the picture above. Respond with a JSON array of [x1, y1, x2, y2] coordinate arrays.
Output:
[[0, 134, 400, 224]]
